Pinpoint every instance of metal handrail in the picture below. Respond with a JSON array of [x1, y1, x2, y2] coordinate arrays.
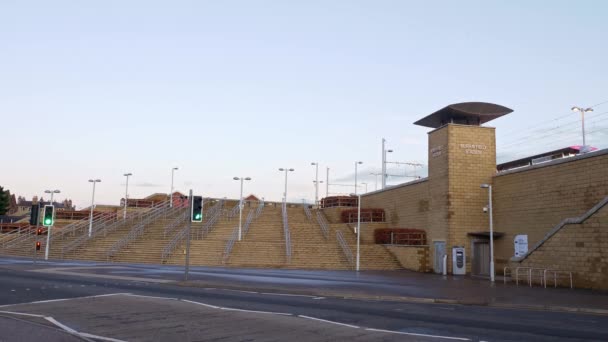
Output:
[[282, 201, 291, 263], [163, 208, 189, 238], [255, 200, 265, 218], [222, 226, 239, 264], [337, 230, 354, 267], [227, 203, 240, 219], [303, 204, 312, 221], [199, 200, 225, 239], [60, 201, 170, 258], [161, 224, 189, 263], [242, 210, 255, 237], [316, 211, 330, 240], [544, 269, 573, 289], [106, 204, 174, 259]]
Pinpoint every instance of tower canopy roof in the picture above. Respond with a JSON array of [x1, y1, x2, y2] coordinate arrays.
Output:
[[414, 102, 513, 128]]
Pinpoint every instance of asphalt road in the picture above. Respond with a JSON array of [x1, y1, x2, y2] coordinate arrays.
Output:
[[0, 264, 607, 341]]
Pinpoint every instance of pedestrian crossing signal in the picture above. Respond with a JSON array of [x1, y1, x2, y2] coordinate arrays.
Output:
[[36, 241, 41, 251], [191, 196, 203, 222], [42, 205, 54, 227]]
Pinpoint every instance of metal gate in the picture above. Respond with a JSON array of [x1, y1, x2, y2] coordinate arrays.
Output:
[[433, 241, 446, 274], [473, 241, 490, 276]]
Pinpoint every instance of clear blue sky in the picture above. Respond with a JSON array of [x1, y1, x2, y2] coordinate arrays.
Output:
[[1, 1, 607, 208]]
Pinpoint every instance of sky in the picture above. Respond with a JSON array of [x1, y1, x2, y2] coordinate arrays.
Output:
[[1, 0, 607, 209]]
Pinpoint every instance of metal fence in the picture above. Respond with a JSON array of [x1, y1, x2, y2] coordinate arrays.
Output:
[[303, 204, 312, 221], [337, 231, 354, 268], [315, 211, 330, 240], [106, 204, 174, 260], [282, 201, 291, 263], [199, 200, 225, 239]]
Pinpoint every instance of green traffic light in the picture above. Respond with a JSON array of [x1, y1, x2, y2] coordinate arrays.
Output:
[[44, 219, 51, 225], [195, 213, 201, 219]]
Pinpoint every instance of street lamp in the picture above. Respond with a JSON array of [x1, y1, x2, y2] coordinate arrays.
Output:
[[350, 193, 362, 272], [370, 173, 381, 191], [43, 189, 60, 260], [326, 167, 330, 198], [278, 168, 295, 202], [170, 167, 179, 207], [233, 176, 251, 241], [354, 161, 363, 195], [311, 162, 320, 206], [381, 138, 394, 189], [123, 173, 132, 219], [361, 182, 368, 193], [481, 183, 495, 283], [88, 179, 101, 237], [571, 106, 593, 152], [44, 189, 61, 205]]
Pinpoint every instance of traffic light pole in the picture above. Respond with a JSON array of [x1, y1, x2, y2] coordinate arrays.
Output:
[[184, 189, 192, 281]]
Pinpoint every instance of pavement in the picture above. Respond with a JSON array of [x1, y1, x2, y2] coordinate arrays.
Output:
[[1, 256, 608, 341], [4, 256, 606, 315]]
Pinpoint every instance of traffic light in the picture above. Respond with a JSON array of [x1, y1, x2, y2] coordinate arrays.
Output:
[[36, 241, 41, 251], [191, 196, 203, 222], [42, 205, 54, 227], [30, 204, 40, 225], [36, 228, 43, 235]]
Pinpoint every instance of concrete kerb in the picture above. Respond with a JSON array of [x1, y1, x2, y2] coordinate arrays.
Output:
[[174, 280, 608, 316]]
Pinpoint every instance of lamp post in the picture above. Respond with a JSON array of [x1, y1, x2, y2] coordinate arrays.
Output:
[[350, 193, 362, 271], [88, 179, 101, 237], [361, 182, 368, 193], [278, 168, 294, 202], [313, 180, 324, 206], [381, 139, 394, 189], [571, 106, 593, 152], [43, 189, 60, 260], [354, 161, 363, 195], [311, 162, 319, 206], [370, 173, 381, 191], [233, 176, 251, 241], [326, 167, 330, 198], [170, 167, 179, 207], [481, 184, 495, 283], [123, 173, 132, 219]]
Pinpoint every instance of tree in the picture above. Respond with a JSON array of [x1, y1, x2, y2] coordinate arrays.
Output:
[[0, 186, 8, 216]]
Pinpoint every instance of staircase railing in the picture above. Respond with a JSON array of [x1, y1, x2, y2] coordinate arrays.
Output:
[[337, 231, 354, 268], [255, 200, 265, 218], [316, 211, 330, 240], [199, 200, 225, 239], [227, 203, 240, 219], [163, 208, 189, 238], [303, 203, 312, 221], [222, 226, 239, 264], [161, 225, 189, 263], [60, 201, 170, 258], [242, 210, 255, 237], [0, 229, 25, 248], [106, 204, 174, 260], [282, 201, 292, 263]]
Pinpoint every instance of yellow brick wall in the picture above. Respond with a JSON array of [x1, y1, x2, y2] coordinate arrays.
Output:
[[386, 245, 431, 272], [445, 125, 497, 274], [493, 151, 608, 270], [514, 203, 608, 289]]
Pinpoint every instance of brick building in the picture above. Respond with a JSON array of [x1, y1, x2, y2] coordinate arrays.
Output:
[[324, 102, 607, 289]]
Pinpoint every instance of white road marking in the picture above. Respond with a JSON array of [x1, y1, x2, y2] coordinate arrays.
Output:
[[365, 328, 471, 341], [79, 332, 127, 342], [118, 293, 177, 301], [0, 310, 45, 318], [298, 315, 360, 329], [45, 316, 77, 334], [221, 289, 259, 294], [0, 293, 131, 308], [220, 307, 292, 316], [180, 299, 220, 309]]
